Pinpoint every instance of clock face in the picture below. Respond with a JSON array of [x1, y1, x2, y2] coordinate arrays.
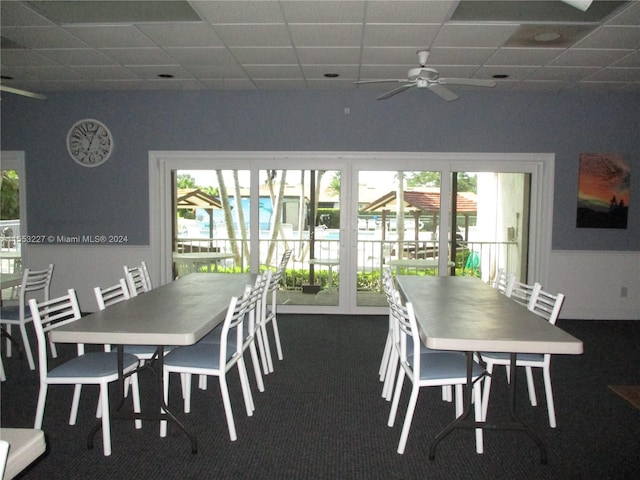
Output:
[[67, 119, 113, 167]]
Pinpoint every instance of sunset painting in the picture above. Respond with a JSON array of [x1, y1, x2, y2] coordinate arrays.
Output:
[[577, 153, 630, 229]]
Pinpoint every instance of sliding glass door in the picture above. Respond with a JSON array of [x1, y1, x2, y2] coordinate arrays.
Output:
[[152, 152, 554, 315]]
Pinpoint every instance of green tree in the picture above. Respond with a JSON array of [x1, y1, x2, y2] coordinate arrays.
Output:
[[177, 174, 196, 189], [406, 171, 476, 192], [1, 170, 19, 219]]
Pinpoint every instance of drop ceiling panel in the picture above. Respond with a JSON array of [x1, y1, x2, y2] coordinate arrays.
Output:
[[0, 0, 637, 95]]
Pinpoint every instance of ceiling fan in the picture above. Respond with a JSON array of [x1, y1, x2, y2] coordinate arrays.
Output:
[[355, 50, 496, 101], [0, 84, 47, 100]]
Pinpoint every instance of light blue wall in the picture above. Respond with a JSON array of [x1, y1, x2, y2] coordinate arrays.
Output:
[[1, 89, 638, 250]]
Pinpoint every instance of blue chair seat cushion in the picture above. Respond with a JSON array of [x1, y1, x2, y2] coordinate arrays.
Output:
[[48, 352, 138, 378], [409, 352, 484, 381], [480, 352, 544, 363], [164, 341, 236, 370], [0, 305, 20, 320]]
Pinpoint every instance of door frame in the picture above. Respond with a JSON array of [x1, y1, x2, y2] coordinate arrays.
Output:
[[149, 151, 555, 315], [0, 151, 27, 266]]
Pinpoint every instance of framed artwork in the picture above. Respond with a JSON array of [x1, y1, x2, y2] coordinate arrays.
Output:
[[576, 153, 630, 229]]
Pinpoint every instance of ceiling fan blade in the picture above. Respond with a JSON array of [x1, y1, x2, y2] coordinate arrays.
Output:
[[377, 83, 414, 100], [355, 79, 406, 85], [428, 84, 459, 102], [0, 85, 47, 100], [438, 77, 496, 88]]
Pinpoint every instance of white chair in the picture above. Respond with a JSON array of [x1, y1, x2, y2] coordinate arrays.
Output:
[[29, 289, 142, 456], [1, 264, 54, 370], [160, 287, 255, 441], [263, 266, 286, 364], [492, 268, 515, 295], [479, 285, 565, 428], [387, 293, 484, 455], [123, 264, 150, 297], [94, 279, 159, 362], [508, 279, 538, 306], [0, 439, 7, 480]]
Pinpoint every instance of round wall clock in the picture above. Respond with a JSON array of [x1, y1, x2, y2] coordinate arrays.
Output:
[[66, 119, 114, 167]]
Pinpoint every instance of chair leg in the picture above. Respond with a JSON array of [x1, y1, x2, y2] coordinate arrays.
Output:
[[160, 370, 170, 437], [248, 341, 265, 393], [130, 373, 142, 429], [543, 367, 557, 428], [525, 366, 538, 406], [34, 383, 48, 429], [387, 367, 406, 427], [379, 331, 392, 380], [480, 362, 495, 422], [382, 348, 399, 401], [270, 317, 283, 361], [218, 374, 237, 441], [455, 384, 463, 418], [183, 373, 193, 414], [99, 383, 112, 456], [18, 323, 36, 370], [260, 325, 275, 373], [397, 384, 420, 454], [237, 358, 254, 415], [474, 383, 484, 454], [70, 384, 83, 425]]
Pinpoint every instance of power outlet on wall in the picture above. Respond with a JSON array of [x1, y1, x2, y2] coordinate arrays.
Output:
[[620, 286, 628, 298]]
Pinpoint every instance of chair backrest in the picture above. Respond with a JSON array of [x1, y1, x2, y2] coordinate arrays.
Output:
[[140, 261, 152, 290], [123, 265, 150, 297], [18, 264, 55, 319], [94, 278, 130, 310], [508, 279, 538, 306], [528, 287, 565, 325], [219, 287, 253, 366], [28, 289, 82, 378], [493, 269, 515, 295], [388, 289, 421, 370], [279, 249, 292, 269]]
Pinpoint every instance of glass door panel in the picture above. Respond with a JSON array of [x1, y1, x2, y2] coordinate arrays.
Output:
[[453, 172, 530, 284], [258, 169, 341, 307], [1, 168, 23, 300], [173, 170, 250, 277], [356, 170, 442, 307]]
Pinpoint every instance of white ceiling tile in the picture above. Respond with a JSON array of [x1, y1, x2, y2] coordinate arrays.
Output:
[[301, 64, 359, 79], [70, 65, 141, 80], [365, 1, 456, 23], [14, 65, 86, 80], [164, 47, 236, 65], [583, 67, 640, 82], [199, 78, 257, 90], [281, 1, 365, 23], [243, 65, 303, 79], [65, 25, 156, 48], [36, 48, 117, 66], [289, 24, 363, 47], [428, 47, 497, 65], [185, 64, 248, 79], [575, 26, 640, 49], [306, 78, 358, 89], [212, 24, 292, 47], [296, 47, 361, 64], [1, 26, 88, 48], [125, 65, 196, 80], [606, 1, 640, 26], [363, 24, 440, 47], [361, 47, 427, 65], [0, 49, 57, 67], [144, 79, 205, 90], [512, 81, 564, 92], [610, 51, 640, 67], [230, 47, 299, 64], [193, 1, 284, 24], [137, 23, 223, 47], [0, 1, 54, 27], [486, 48, 564, 66], [253, 79, 307, 89], [99, 48, 175, 66], [358, 64, 416, 80], [434, 24, 520, 48], [550, 48, 633, 67], [529, 66, 600, 82]]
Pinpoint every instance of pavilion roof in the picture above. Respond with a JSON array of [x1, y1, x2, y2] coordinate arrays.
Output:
[[362, 189, 476, 213]]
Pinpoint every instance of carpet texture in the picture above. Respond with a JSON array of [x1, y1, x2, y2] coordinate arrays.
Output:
[[1, 316, 639, 479]]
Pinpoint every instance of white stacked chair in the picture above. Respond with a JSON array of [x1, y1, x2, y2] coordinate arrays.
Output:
[[479, 285, 565, 428], [386, 291, 485, 455], [160, 285, 256, 441], [1, 264, 55, 370], [123, 264, 151, 297], [29, 289, 142, 456], [492, 268, 516, 295]]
